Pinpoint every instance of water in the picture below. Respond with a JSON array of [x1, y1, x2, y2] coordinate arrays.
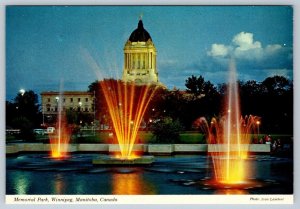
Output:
[[100, 80, 157, 159], [195, 59, 261, 185], [6, 154, 293, 195], [50, 81, 70, 158]]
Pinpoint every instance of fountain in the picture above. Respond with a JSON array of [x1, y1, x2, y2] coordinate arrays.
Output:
[[194, 59, 261, 189], [93, 79, 156, 165], [49, 83, 70, 159]]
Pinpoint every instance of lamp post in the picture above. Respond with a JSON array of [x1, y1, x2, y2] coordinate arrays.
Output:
[[55, 96, 60, 113], [19, 89, 25, 96], [78, 101, 83, 127], [256, 120, 261, 138]]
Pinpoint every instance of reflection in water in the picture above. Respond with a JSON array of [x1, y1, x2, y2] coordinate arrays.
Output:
[[215, 189, 248, 195], [112, 171, 156, 194], [74, 179, 85, 194], [14, 172, 31, 194], [52, 173, 66, 194], [6, 154, 292, 195]]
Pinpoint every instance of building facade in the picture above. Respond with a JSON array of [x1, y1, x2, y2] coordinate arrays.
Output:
[[122, 19, 159, 84], [41, 91, 94, 124]]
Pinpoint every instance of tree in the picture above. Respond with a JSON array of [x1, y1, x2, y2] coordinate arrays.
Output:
[[262, 75, 292, 95], [260, 76, 293, 134], [14, 90, 40, 125], [6, 101, 18, 127], [185, 75, 205, 97], [6, 90, 40, 127], [184, 75, 221, 128], [151, 117, 183, 143], [88, 80, 110, 129], [6, 90, 40, 140], [11, 116, 35, 141]]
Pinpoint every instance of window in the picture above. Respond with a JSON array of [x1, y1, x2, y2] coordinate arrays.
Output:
[[63, 98, 66, 103], [85, 98, 88, 102], [85, 107, 88, 112], [47, 108, 50, 112], [137, 54, 140, 69], [47, 98, 50, 102], [78, 98, 81, 102], [70, 98, 73, 102], [150, 52, 152, 68]]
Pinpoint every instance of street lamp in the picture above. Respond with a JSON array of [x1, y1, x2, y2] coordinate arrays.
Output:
[[19, 89, 25, 96], [256, 120, 261, 137], [79, 101, 82, 111]]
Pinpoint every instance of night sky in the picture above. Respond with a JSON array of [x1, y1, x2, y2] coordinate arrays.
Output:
[[6, 6, 293, 101]]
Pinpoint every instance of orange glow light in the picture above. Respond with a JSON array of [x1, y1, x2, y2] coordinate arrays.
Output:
[[100, 80, 157, 160], [194, 59, 261, 186], [49, 111, 70, 159]]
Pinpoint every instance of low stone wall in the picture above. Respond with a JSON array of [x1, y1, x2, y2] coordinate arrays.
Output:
[[174, 144, 208, 153], [148, 144, 174, 155], [208, 144, 250, 152], [77, 144, 108, 152], [207, 144, 270, 153], [249, 144, 271, 153], [108, 144, 144, 153], [6, 143, 271, 155]]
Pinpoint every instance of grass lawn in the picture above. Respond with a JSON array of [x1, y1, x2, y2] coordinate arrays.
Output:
[[76, 131, 207, 144]]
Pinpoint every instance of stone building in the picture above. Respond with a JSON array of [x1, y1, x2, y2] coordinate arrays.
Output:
[[122, 19, 159, 84], [41, 91, 94, 124]]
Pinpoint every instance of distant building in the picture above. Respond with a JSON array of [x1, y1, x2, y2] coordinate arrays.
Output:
[[41, 91, 94, 124], [122, 18, 160, 85]]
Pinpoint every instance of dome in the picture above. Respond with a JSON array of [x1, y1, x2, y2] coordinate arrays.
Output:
[[129, 20, 152, 42]]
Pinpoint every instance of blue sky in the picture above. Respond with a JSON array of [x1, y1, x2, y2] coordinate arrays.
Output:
[[6, 6, 293, 100]]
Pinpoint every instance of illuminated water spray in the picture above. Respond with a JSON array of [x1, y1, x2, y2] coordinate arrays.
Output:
[[195, 59, 259, 185], [82, 48, 157, 160], [100, 80, 156, 159], [50, 81, 70, 158]]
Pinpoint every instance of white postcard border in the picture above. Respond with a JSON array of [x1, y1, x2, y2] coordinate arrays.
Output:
[[6, 195, 293, 204]]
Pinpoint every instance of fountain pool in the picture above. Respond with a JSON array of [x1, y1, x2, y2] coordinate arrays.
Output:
[[6, 154, 292, 195]]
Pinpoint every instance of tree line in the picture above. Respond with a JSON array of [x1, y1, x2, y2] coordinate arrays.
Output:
[[88, 75, 292, 135], [6, 75, 293, 141]]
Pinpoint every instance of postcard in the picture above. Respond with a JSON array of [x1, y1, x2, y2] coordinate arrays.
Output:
[[4, 3, 294, 206]]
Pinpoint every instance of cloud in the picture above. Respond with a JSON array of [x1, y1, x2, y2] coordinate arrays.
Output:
[[205, 31, 292, 79], [265, 44, 282, 55], [233, 32, 263, 60], [207, 44, 230, 57], [265, 68, 291, 79], [232, 32, 262, 51], [152, 31, 292, 90], [207, 32, 289, 62]]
